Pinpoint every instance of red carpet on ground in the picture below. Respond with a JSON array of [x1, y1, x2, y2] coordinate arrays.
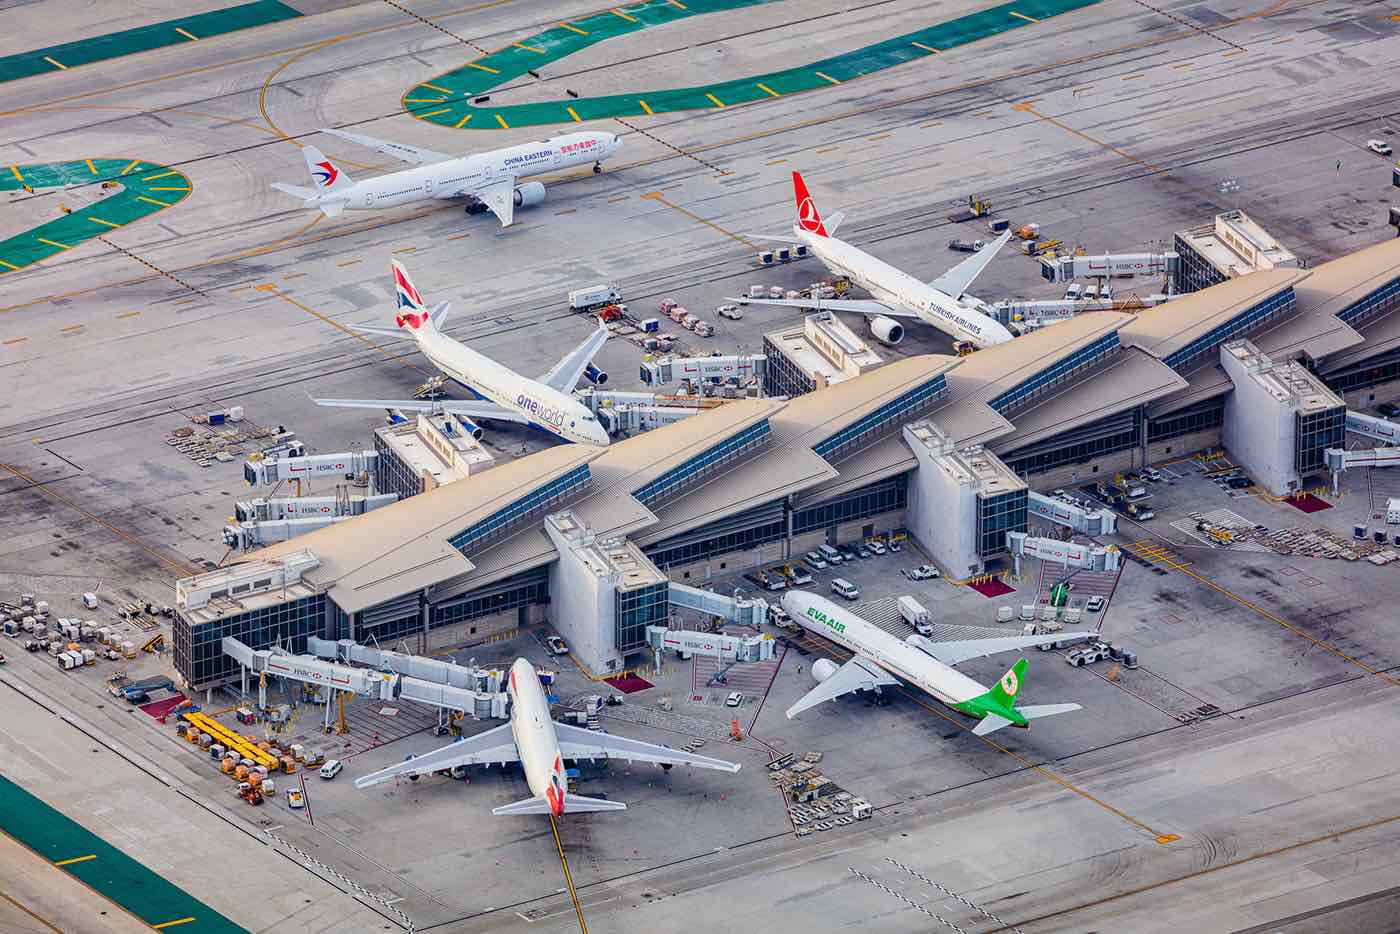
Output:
[[1287, 493, 1333, 513], [604, 673, 654, 694], [969, 578, 1015, 598], [139, 694, 187, 720]]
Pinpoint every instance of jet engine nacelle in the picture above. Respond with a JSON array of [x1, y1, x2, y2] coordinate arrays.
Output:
[[513, 182, 546, 207], [812, 658, 840, 683], [868, 315, 904, 346], [455, 417, 484, 440], [584, 364, 608, 386]]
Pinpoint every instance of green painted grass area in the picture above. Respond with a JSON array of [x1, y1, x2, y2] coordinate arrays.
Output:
[[0, 0, 301, 83], [0, 775, 249, 932], [0, 158, 192, 273], [405, 0, 1101, 130]]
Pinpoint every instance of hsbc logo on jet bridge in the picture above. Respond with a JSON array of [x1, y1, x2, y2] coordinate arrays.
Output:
[[515, 393, 566, 427], [806, 606, 846, 634]]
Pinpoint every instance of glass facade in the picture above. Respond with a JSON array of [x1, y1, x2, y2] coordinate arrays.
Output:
[[1172, 232, 1230, 295], [1163, 288, 1295, 372], [1147, 398, 1226, 442], [645, 501, 787, 569], [792, 476, 907, 535], [431, 568, 551, 628], [762, 335, 818, 398], [1336, 275, 1400, 327], [375, 431, 426, 500], [633, 420, 772, 507], [449, 464, 590, 556], [174, 594, 326, 688], [812, 375, 947, 462], [1325, 346, 1400, 394], [615, 582, 668, 652], [988, 333, 1120, 415], [1003, 410, 1141, 477], [977, 489, 1028, 558], [1295, 406, 1345, 475]]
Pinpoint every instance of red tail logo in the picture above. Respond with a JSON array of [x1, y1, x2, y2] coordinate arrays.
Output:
[[313, 161, 339, 188], [793, 171, 828, 236], [395, 310, 429, 330]]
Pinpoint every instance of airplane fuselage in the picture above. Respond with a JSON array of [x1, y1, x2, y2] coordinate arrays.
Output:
[[331, 132, 619, 211], [795, 227, 1014, 349], [414, 328, 608, 445], [783, 591, 987, 708], [506, 658, 570, 817]]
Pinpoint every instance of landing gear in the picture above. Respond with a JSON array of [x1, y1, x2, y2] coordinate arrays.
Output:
[[592, 161, 602, 174], [465, 201, 489, 215]]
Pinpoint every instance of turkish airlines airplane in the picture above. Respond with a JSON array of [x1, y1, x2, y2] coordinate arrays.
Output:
[[271, 128, 621, 226], [783, 591, 1091, 736], [732, 172, 1016, 350], [355, 658, 741, 815], [313, 261, 612, 446]]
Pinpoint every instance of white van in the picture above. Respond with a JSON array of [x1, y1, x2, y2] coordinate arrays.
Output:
[[831, 578, 860, 601], [818, 544, 844, 565], [319, 759, 343, 780]]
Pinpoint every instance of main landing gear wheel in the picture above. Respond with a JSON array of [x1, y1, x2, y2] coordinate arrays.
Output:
[[593, 162, 602, 174]]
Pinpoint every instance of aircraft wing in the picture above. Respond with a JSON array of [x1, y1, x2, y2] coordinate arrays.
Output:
[[319, 127, 452, 165], [928, 230, 1013, 298], [910, 631, 1095, 667], [312, 397, 529, 423], [785, 655, 898, 719], [539, 321, 609, 392], [554, 721, 741, 772], [354, 724, 518, 788], [729, 296, 896, 315], [470, 176, 517, 227]]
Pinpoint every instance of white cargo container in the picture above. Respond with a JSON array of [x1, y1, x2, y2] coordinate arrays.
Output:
[[898, 596, 933, 635], [82, 592, 99, 609], [997, 606, 1014, 623], [1387, 497, 1400, 525], [568, 283, 622, 311]]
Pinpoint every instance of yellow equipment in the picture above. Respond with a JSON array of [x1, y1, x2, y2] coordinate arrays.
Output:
[[968, 195, 992, 217], [142, 633, 164, 653]]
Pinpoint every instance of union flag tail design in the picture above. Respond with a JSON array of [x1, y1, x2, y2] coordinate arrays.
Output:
[[792, 171, 829, 237], [392, 260, 430, 330]]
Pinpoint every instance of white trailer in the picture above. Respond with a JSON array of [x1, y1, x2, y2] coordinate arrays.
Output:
[[897, 596, 932, 632], [568, 283, 622, 311], [242, 450, 377, 487]]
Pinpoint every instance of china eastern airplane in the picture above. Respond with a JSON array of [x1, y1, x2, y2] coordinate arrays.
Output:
[[355, 658, 740, 815], [271, 128, 621, 226], [783, 591, 1092, 736], [730, 172, 1016, 350], [313, 261, 612, 446]]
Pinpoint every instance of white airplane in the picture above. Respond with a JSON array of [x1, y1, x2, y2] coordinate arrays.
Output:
[[313, 260, 612, 446], [272, 128, 621, 226], [355, 657, 740, 815], [783, 590, 1091, 736], [731, 171, 1016, 350]]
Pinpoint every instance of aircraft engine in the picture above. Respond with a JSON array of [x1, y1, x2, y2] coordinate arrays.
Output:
[[512, 182, 546, 207], [454, 417, 484, 440], [584, 364, 608, 385], [812, 658, 840, 683], [868, 315, 904, 346]]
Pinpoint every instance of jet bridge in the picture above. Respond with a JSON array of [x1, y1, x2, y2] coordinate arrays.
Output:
[[668, 582, 769, 628], [234, 492, 398, 522], [242, 449, 378, 486], [1326, 446, 1400, 493], [1345, 410, 1400, 444], [1027, 491, 1117, 535], [1007, 531, 1121, 577], [645, 626, 775, 666]]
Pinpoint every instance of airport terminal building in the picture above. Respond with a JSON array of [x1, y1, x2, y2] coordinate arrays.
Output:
[[173, 237, 1400, 690]]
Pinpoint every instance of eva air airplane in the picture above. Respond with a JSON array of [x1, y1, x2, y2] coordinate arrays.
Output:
[[782, 590, 1092, 736]]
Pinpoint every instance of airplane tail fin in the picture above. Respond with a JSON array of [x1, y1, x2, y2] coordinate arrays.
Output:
[[792, 171, 830, 237], [303, 144, 353, 192], [390, 260, 448, 334], [491, 794, 627, 816], [987, 657, 1027, 708], [963, 659, 1081, 735], [492, 796, 552, 816]]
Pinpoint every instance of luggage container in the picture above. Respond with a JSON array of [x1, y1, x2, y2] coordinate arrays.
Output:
[[997, 606, 1014, 623], [81, 649, 96, 665]]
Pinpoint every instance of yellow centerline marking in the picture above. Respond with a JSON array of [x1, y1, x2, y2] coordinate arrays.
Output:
[[611, 7, 638, 22], [84, 158, 97, 174], [260, 285, 429, 375], [638, 99, 654, 115], [815, 145, 839, 153], [405, 97, 448, 104], [142, 169, 179, 181], [1010, 10, 1041, 22], [706, 92, 725, 108], [336, 259, 361, 266], [89, 217, 121, 228], [514, 42, 545, 53], [153, 918, 196, 929], [120, 159, 141, 174], [465, 61, 500, 74], [641, 190, 754, 249], [1011, 101, 1167, 174], [1173, 62, 1193, 69], [868, 133, 891, 141], [53, 854, 96, 866], [1122, 72, 1145, 80], [1223, 49, 1246, 57], [43, 56, 66, 70], [0, 259, 20, 271], [116, 310, 141, 318], [559, 21, 588, 35], [60, 324, 82, 333], [175, 27, 198, 41], [446, 231, 472, 240], [765, 158, 786, 165], [549, 814, 590, 934], [495, 113, 510, 129], [420, 82, 451, 93], [10, 165, 23, 183], [36, 237, 71, 249], [454, 113, 473, 128], [755, 82, 780, 98], [137, 195, 172, 207], [668, 0, 687, 7], [147, 186, 190, 192], [912, 41, 941, 53], [3, 336, 27, 343], [814, 71, 841, 85], [419, 108, 450, 117], [566, 106, 581, 122]]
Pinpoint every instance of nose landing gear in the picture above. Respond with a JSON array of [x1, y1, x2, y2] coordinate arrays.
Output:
[[593, 162, 602, 174]]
